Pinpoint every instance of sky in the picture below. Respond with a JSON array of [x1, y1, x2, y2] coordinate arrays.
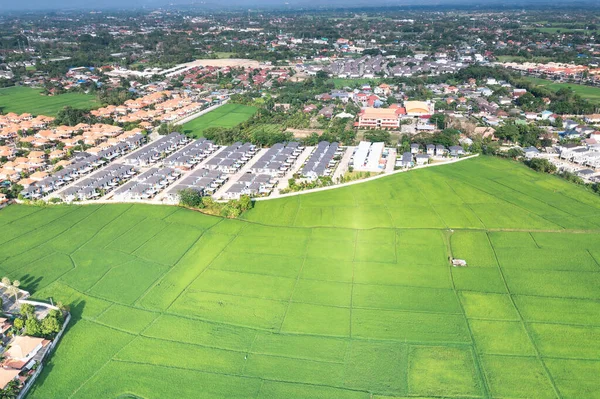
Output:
[[0, 0, 593, 12]]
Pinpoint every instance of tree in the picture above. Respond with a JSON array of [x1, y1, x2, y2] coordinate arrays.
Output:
[[364, 130, 391, 145], [178, 188, 204, 208], [524, 158, 557, 173], [25, 317, 42, 337], [238, 195, 253, 212], [429, 113, 446, 129], [2, 278, 20, 304], [20, 303, 35, 319], [506, 148, 524, 159], [41, 314, 62, 336], [55, 106, 91, 126], [13, 318, 24, 330], [6, 280, 20, 303]]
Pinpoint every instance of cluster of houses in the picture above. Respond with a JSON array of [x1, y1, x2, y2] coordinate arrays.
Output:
[[90, 90, 212, 125], [303, 54, 469, 79], [302, 141, 342, 180], [55, 163, 137, 202], [204, 142, 258, 174], [163, 138, 219, 170], [498, 61, 600, 84], [397, 144, 466, 169], [112, 167, 181, 201], [0, 110, 148, 190], [223, 142, 304, 199], [20, 134, 144, 200], [165, 168, 228, 201], [552, 141, 600, 181], [122, 132, 189, 168], [0, 283, 68, 397]]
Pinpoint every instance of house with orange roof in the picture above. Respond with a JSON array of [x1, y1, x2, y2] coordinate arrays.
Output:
[[3, 336, 49, 370], [0, 368, 20, 390], [49, 149, 66, 160], [29, 171, 48, 181], [0, 168, 20, 182], [0, 146, 16, 159]]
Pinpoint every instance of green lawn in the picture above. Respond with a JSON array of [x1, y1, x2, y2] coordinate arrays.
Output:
[[523, 76, 600, 104], [181, 103, 257, 138], [2, 156, 600, 398], [0, 86, 100, 116], [327, 78, 381, 89]]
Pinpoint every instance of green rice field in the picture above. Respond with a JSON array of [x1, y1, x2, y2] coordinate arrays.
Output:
[[2, 156, 600, 398], [523, 77, 600, 104], [181, 103, 257, 138], [0, 86, 100, 116]]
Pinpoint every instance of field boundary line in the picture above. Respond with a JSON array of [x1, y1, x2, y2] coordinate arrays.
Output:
[[485, 232, 563, 399], [278, 229, 312, 332], [445, 230, 491, 398], [163, 229, 240, 311], [67, 333, 136, 399], [0, 206, 83, 253], [587, 249, 600, 270], [349, 229, 359, 338], [101, 215, 149, 250], [67, 204, 135, 255], [110, 358, 374, 396], [133, 223, 215, 307]]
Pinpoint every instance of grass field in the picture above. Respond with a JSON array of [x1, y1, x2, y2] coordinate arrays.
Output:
[[327, 78, 381, 89], [0, 86, 100, 116], [2, 156, 600, 398], [523, 77, 600, 104], [181, 103, 257, 138]]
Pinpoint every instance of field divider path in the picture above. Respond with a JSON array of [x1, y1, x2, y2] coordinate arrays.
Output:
[[110, 358, 374, 396], [485, 232, 563, 399], [445, 230, 491, 399], [587, 249, 600, 270], [277, 229, 312, 333], [162, 226, 240, 311], [0, 205, 83, 251], [133, 220, 222, 308]]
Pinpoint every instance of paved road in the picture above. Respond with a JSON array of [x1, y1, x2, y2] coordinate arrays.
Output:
[[385, 148, 397, 173], [213, 148, 269, 200], [275, 146, 314, 193], [333, 146, 355, 181]]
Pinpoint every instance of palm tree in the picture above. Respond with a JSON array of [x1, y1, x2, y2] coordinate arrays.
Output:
[[1, 277, 10, 287], [6, 280, 20, 304]]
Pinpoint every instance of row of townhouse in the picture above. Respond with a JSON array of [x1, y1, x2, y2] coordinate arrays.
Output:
[[302, 141, 342, 180], [223, 174, 277, 200], [58, 163, 137, 202], [165, 168, 229, 201], [203, 142, 258, 174], [247, 142, 303, 177], [20, 136, 144, 200], [558, 143, 600, 168], [112, 167, 181, 201], [163, 138, 219, 171], [122, 132, 189, 167]]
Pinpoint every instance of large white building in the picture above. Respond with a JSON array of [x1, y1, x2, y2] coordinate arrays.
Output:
[[352, 141, 386, 172]]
